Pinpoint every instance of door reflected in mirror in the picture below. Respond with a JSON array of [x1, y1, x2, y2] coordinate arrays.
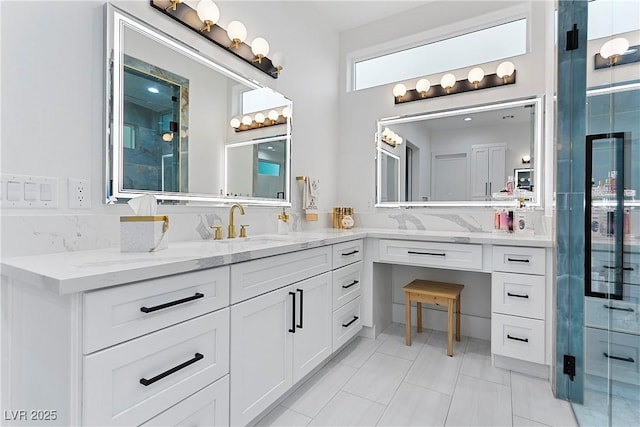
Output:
[[377, 149, 400, 203], [376, 97, 543, 207], [107, 7, 292, 205]]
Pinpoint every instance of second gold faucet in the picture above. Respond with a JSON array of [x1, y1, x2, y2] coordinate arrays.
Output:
[[228, 203, 245, 238]]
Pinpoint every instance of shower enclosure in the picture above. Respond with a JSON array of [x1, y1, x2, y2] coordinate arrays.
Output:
[[556, 1, 640, 426]]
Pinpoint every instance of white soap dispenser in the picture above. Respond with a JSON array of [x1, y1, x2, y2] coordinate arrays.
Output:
[[277, 209, 289, 235]]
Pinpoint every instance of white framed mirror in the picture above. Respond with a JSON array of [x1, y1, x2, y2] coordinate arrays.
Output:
[[375, 97, 543, 207], [106, 5, 292, 205]]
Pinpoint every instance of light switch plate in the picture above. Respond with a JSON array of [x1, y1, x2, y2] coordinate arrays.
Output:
[[1, 174, 58, 208]]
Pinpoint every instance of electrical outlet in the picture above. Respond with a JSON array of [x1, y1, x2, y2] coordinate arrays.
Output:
[[68, 178, 91, 209]]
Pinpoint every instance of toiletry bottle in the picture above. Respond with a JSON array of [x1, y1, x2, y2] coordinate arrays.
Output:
[[500, 210, 509, 231], [624, 209, 630, 236], [494, 210, 501, 231], [277, 209, 289, 235], [506, 176, 514, 195], [609, 171, 617, 194], [341, 208, 355, 229]]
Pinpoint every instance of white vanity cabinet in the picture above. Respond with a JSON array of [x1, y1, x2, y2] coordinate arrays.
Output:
[[229, 247, 333, 426], [331, 241, 364, 351], [491, 246, 547, 364], [1, 266, 231, 426]]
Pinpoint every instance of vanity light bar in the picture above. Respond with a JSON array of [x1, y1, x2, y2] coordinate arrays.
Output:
[[230, 107, 291, 132], [393, 62, 516, 105], [150, 0, 281, 79]]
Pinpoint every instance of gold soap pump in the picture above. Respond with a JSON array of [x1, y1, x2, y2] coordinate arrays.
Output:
[[277, 208, 289, 235]]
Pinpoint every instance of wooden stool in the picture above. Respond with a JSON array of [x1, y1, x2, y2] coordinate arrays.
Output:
[[402, 279, 464, 357]]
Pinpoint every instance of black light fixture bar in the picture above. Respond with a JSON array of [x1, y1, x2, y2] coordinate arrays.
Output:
[[395, 71, 516, 105], [150, 0, 278, 79], [594, 45, 640, 69]]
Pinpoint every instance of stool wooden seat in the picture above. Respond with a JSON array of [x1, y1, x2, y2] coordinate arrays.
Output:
[[402, 279, 464, 357]]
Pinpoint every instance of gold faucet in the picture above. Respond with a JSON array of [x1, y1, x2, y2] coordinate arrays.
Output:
[[227, 203, 245, 238]]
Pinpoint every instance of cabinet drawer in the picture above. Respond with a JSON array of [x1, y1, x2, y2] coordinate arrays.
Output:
[[83, 309, 230, 426], [83, 267, 229, 354], [379, 239, 482, 271], [491, 272, 545, 320], [492, 246, 545, 275], [333, 240, 364, 269], [143, 375, 229, 426], [585, 297, 640, 334], [591, 250, 640, 285], [586, 327, 640, 385], [491, 313, 544, 364], [333, 296, 362, 352], [332, 261, 362, 310], [231, 246, 331, 304]]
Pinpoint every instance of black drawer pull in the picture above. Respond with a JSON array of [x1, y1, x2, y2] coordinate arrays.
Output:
[[408, 251, 446, 257], [604, 353, 635, 363], [342, 250, 359, 256], [342, 316, 359, 328], [342, 280, 359, 289], [507, 334, 529, 343], [507, 258, 530, 263], [289, 292, 296, 333], [603, 265, 635, 271], [507, 292, 529, 299], [140, 293, 204, 313], [140, 353, 204, 386], [296, 289, 304, 329], [604, 304, 634, 312]]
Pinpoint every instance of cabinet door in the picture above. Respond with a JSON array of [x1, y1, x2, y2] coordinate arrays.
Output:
[[470, 147, 490, 199], [230, 286, 294, 426], [292, 272, 332, 383], [488, 145, 506, 194]]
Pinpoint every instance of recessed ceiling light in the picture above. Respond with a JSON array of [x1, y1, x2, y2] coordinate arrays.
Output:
[[464, 117, 472, 121], [267, 146, 274, 150], [147, 87, 159, 94]]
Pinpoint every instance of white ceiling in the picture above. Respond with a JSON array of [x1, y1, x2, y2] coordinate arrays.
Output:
[[304, 1, 432, 33]]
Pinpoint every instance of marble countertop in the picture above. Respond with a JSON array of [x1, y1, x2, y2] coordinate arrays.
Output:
[[1, 228, 552, 295]]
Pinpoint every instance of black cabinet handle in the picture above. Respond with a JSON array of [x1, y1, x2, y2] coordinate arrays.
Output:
[[507, 334, 529, 343], [342, 250, 359, 256], [603, 265, 635, 271], [507, 292, 529, 299], [342, 316, 359, 328], [296, 289, 304, 329], [604, 304, 634, 312], [408, 251, 446, 257], [140, 353, 204, 386], [507, 258, 530, 263], [140, 293, 204, 313], [342, 280, 359, 289], [289, 292, 296, 333], [604, 353, 635, 363]]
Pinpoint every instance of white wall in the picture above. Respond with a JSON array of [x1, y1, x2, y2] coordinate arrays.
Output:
[[0, 0, 340, 257], [336, 1, 555, 214]]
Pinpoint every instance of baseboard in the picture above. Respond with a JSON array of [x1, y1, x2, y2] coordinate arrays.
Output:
[[493, 354, 551, 380]]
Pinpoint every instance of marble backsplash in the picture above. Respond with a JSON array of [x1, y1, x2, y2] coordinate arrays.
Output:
[[0, 207, 552, 258]]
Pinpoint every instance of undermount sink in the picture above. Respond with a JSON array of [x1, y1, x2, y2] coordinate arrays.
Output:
[[212, 234, 302, 249]]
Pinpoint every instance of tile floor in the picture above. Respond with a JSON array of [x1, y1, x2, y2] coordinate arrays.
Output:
[[255, 323, 578, 427]]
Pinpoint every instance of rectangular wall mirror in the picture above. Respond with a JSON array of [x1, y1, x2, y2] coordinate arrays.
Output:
[[375, 97, 543, 207], [106, 5, 292, 206]]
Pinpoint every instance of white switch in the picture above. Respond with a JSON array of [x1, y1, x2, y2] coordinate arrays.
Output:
[[24, 182, 38, 201], [7, 180, 21, 201], [40, 183, 53, 201]]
